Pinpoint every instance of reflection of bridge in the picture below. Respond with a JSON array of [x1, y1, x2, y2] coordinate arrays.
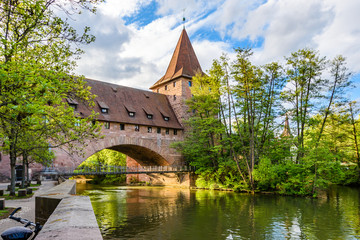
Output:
[[58, 165, 195, 176]]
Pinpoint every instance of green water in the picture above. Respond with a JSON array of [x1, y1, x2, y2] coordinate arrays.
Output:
[[77, 184, 360, 240]]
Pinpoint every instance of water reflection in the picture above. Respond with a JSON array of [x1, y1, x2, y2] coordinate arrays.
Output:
[[77, 184, 360, 240]]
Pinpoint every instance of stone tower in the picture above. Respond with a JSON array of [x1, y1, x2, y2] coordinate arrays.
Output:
[[150, 28, 203, 127]]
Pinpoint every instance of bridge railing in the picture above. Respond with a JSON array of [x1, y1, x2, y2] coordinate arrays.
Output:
[[56, 165, 195, 176]]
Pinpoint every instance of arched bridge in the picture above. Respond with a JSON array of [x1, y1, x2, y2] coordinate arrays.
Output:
[[58, 165, 195, 176]]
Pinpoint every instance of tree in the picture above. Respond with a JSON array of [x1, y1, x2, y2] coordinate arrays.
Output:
[[0, 0, 102, 195], [281, 49, 327, 162], [315, 55, 352, 146]]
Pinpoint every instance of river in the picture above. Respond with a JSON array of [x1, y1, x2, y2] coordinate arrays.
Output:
[[77, 184, 360, 240]]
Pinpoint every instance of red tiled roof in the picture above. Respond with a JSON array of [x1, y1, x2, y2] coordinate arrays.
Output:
[[76, 79, 183, 129], [150, 29, 203, 89]]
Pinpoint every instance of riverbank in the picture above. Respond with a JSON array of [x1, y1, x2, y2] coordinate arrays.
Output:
[[0, 181, 56, 233]]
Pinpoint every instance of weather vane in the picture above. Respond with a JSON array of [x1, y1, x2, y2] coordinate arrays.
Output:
[[182, 8, 186, 29]]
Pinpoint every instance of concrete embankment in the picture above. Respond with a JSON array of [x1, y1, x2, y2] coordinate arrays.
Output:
[[35, 180, 102, 240]]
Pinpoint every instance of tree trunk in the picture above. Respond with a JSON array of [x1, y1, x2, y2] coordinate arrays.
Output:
[[9, 147, 16, 196], [349, 103, 360, 168], [21, 152, 28, 188], [26, 161, 30, 184]]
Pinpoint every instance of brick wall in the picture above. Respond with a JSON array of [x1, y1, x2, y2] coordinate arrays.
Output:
[[152, 77, 193, 130]]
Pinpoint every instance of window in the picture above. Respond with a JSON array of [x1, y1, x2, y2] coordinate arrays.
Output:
[[165, 128, 169, 135], [135, 125, 139, 131], [165, 85, 168, 90], [173, 81, 176, 87], [148, 127, 152, 133], [98, 101, 109, 114], [67, 98, 78, 110], [147, 114, 153, 119], [173, 95, 176, 100], [69, 104, 77, 111], [157, 89, 159, 93], [188, 81, 192, 87], [174, 129, 178, 135], [129, 112, 135, 117], [120, 124, 125, 130], [157, 127, 161, 134], [164, 117, 169, 121], [104, 122, 110, 129]]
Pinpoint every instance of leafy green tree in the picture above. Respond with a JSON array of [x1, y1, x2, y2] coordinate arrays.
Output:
[[230, 48, 284, 190], [0, 0, 102, 195], [78, 149, 127, 184], [315, 55, 352, 146], [281, 49, 327, 162]]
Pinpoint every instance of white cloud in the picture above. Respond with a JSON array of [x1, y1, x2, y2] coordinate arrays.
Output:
[[72, 0, 360, 95], [314, 0, 360, 72], [193, 40, 231, 72], [97, 0, 151, 18]]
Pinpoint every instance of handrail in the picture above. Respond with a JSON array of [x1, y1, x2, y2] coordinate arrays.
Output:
[[56, 165, 195, 176]]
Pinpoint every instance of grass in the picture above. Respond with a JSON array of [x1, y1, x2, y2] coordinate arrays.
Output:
[[3, 192, 35, 200], [1, 186, 39, 200], [0, 208, 15, 220]]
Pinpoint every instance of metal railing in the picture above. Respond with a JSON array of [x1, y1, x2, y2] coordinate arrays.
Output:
[[57, 165, 195, 176]]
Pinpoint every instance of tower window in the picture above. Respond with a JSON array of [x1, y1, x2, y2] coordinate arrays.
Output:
[[120, 124, 125, 130], [188, 81, 192, 87], [148, 127, 152, 133]]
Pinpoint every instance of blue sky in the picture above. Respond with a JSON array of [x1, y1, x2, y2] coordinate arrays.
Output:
[[72, 0, 360, 100]]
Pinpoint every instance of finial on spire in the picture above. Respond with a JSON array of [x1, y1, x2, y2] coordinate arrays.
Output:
[[182, 8, 186, 29]]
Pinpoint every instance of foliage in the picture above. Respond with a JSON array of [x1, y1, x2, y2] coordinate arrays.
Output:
[[174, 47, 359, 196], [77, 149, 127, 184], [0, 0, 103, 195]]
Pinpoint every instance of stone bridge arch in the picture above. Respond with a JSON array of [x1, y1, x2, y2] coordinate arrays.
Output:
[[53, 134, 183, 169]]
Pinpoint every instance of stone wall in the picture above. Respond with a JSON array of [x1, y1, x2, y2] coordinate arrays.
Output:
[[0, 120, 185, 179], [35, 180, 103, 240], [0, 154, 10, 182], [152, 77, 193, 129]]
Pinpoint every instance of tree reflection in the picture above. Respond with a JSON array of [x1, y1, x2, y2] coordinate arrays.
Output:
[[78, 184, 360, 240]]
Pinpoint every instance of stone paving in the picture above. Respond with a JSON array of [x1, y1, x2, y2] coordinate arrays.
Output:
[[0, 181, 56, 234]]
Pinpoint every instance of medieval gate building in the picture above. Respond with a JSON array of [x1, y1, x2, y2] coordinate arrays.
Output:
[[0, 29, 203, 184]]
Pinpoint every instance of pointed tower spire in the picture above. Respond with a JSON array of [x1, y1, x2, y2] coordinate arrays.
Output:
[[150, 28, 203, 89], [281, 114, 291, 138]]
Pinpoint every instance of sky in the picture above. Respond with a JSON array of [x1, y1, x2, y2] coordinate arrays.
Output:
[[71, 0, 360, 99]]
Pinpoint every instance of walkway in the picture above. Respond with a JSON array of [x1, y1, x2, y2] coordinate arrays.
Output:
[[0, 181, 56, 234], [59, 165, 195, 176]]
